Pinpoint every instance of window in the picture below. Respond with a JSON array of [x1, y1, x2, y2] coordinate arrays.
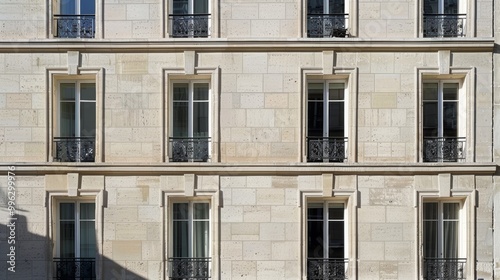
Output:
[[422, 81, 465, 162], [423, 0, 466, 37], [53, 0, 96, 38], [168, 202, 211, 279], [169, 0, 210, 37], [307, 0, 349, 37], [54, 202, 96, 280], [307, 81, 347, 162], [54, 81, 96, 162], [423, 201, 466, 280], [170, 82, 210, 162], [307, 202, 347, 280]]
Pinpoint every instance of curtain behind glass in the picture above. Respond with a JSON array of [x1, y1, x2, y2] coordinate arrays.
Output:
[[307, 203, 324, 258], [193, 84, 209, 137], [308, 83, 324, 137], [193, 0, 208, 13], [193, 203, 209, 258], [423, 203, 438, 258], [173, 203, 189, 258], [443, 203, 459, 258], [173, 84, 189, 137], [60, 203, 76, 258], [80, 203, 96, 258]]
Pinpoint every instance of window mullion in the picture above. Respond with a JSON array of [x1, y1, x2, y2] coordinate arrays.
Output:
[[75, 82, 81, 138], [324, 202, 328, 258], [438, 202, 443, 258], [188, 82, 194, 138], [438, 82, 444, 137], [75, 202, 80, 258], [189, 202, 194, 258], [323, 82, 329, 138]]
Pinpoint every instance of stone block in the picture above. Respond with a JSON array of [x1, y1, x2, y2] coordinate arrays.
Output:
[[243, 205, 271, 222], [231, 261, 257, 279], [256, 189, 285, 205], [256, 261, 285, 278], [243, 241, 272, 260], [112, 241, 142, 260], [359, 242, 385, 260], [371, 223, 403, 241], [232, 188, 256, 205], [221, 241, 243, 260], [237, 74, 263, 93], [260, 223, 285, 240], [115, 223, 148, 240], [384, 242, 412, 261]]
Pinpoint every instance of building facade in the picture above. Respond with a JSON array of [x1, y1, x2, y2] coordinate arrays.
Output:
[[0, 0, 498, 279]]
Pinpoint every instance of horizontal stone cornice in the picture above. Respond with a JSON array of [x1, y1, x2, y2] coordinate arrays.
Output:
[[0, 38, 495, 53]]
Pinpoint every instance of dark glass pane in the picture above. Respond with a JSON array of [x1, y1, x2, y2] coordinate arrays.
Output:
[[61, 83, 76, 100], [173, 0, 189, 14], [423, 203, 438, 220], [329, 0, 345, 14], [328, 203, 344, 220], [443, 83, 458, 100], [443, 0, 458, 14], [329, 87, 344, 101], [173, 102, 188, 137], [60, 102, 76, 137], [329, 102, 344, 137], [80, 102, 96, 137], [308, 102, 324, 137], [308, 204, 324, 220], [194, 203, 209, 219], [80, 83, 96, 100], [193, 221, 209, 257], [60, 221, 75, 258], [173, 203, 188, 220], [193, 102, 209, 137], [328, 221, 344, 258], [80, 0, 96, 15], [80, 203, 95, 220], [423, 102, 438, 137], [173, 221, 189, 257], [80, 220, 96, 258], [60, 0, 77, 15], [443, 102, 457, 137], [423, 83, 438, 100], [307, 221, 324, 258], [60, 203, 75, 220], [193, 0, 208, 13], [423, 220, 438, 258], [443, 203, 459, 219], [424, 0, 438, 14], [194, 83, 209, 100], [173, 84, 189, 100], [308, 0, 324, 14], [443, 220, 458, 258], [308, 83, 324, 101]]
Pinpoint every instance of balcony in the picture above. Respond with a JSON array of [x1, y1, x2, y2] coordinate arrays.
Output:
[[307, 258, 348, 280], [53, 137, 95, 162], [53, 258, 95, 280], [424, 258, 466, 280], [423, 14, 466, 37], [423, 137, 465, 162], [307, 137, 347, 162], [168, 257, 211, 279], [54, 15, 95, 38], [169, 14, 210, 38], [307, 14, 349, 38], [169, 137, 210, 162]]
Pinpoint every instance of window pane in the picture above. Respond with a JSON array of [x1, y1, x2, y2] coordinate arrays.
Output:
[[193, 221, 209, 257], [60, 102, 76, 137], [80, 0, 96, 14], [329, 84, 344, 100], [424, 220, 438, 258], [328, 221, 344, 258], [329, 0, 345, 14], [80, 102, 96, 137], [80, 220, 96, 258], [173, 221, 189, 257], [173, 203, 188, 219], [424, 0, 438, 14], [423, 203, 438, 220], [443, 203, 459, 219], [443, 220, 458, 258], [328, 203, 344, 220], [443, 83, 458, 100], [172, 0, 188, 14], [61, 83, 76, 100], [443, 0, 458, 14], [307, 221, 324, 258], [308, 83, 324, 101], [308, 0, 324, 14], [80, 83, 96, 100], [423, 83, 438, 100], [80, 203, 95, 220], [173, 102, 188, 137], [443, 102, 457, 137], [193, 102, 209, 137], [308, 204, 324, 220], [193, 0, 209, 13], [60, 203, 75, 220], [173, 84, 189, 100], [423, 102, 438, 137], [194, 203, 209, 219], [194, 83, 209, 100], [329, 102, 344, 137], [60, 0, 77, 15], [60, 221, 76, 258], [308, 102, 324, 137]]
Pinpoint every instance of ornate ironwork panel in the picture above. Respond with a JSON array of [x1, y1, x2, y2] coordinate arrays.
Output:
[[54, 15, 95, 38], [423, 14, 466, 37], [170, 137, 210, 162], [307, 258, 348, 280], [53, 258, 95, 280], [307, 14, 349, 38], [54, 137, 95, 162], [423, 137, 466, 162], [424, 258, 466, 280], [168, 257, 211, 279], [307, 137, 347, 162], [169, 14, 210, 38]]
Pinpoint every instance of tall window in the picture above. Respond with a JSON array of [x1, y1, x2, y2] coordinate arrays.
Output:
[[55, 202, 96, 280], [423, 0, 466, 37], [170, 0, 210, 37], [422, 81, 465, 162], [169, 202, 211, 279], [307, 0, 348, 37], [307, 82, 347, 162], [54, 81, 96, 162], [423, 201, 466, 279], [54, 0, 95, 38], [170, 82, 210, 162], [307, 202, 347, 279]]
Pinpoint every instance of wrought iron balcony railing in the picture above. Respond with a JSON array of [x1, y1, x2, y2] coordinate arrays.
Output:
[[54, 15, 95, 38], [423, 14, 466, 37], [307, 14, 349, 38], [54, 137, 95, 162], [423, 137, 465, 162], [424, 258, 466, 280], [307, 258, 348, 280], [169, 14, 210, 38], [168, 257, 211, 279], [53, 258, 96, 280], [170, 137, 210, 162], [307, 137, 347, 162]]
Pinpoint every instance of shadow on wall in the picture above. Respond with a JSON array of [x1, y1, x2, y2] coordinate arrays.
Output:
[[0, 187, 147, 280]]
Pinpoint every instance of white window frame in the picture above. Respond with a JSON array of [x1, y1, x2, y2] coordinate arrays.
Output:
[[419, 0, 471, 37], [168, 0, 211, 38], [51, 0, 97, 39], [303, 0, 354, 37]]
